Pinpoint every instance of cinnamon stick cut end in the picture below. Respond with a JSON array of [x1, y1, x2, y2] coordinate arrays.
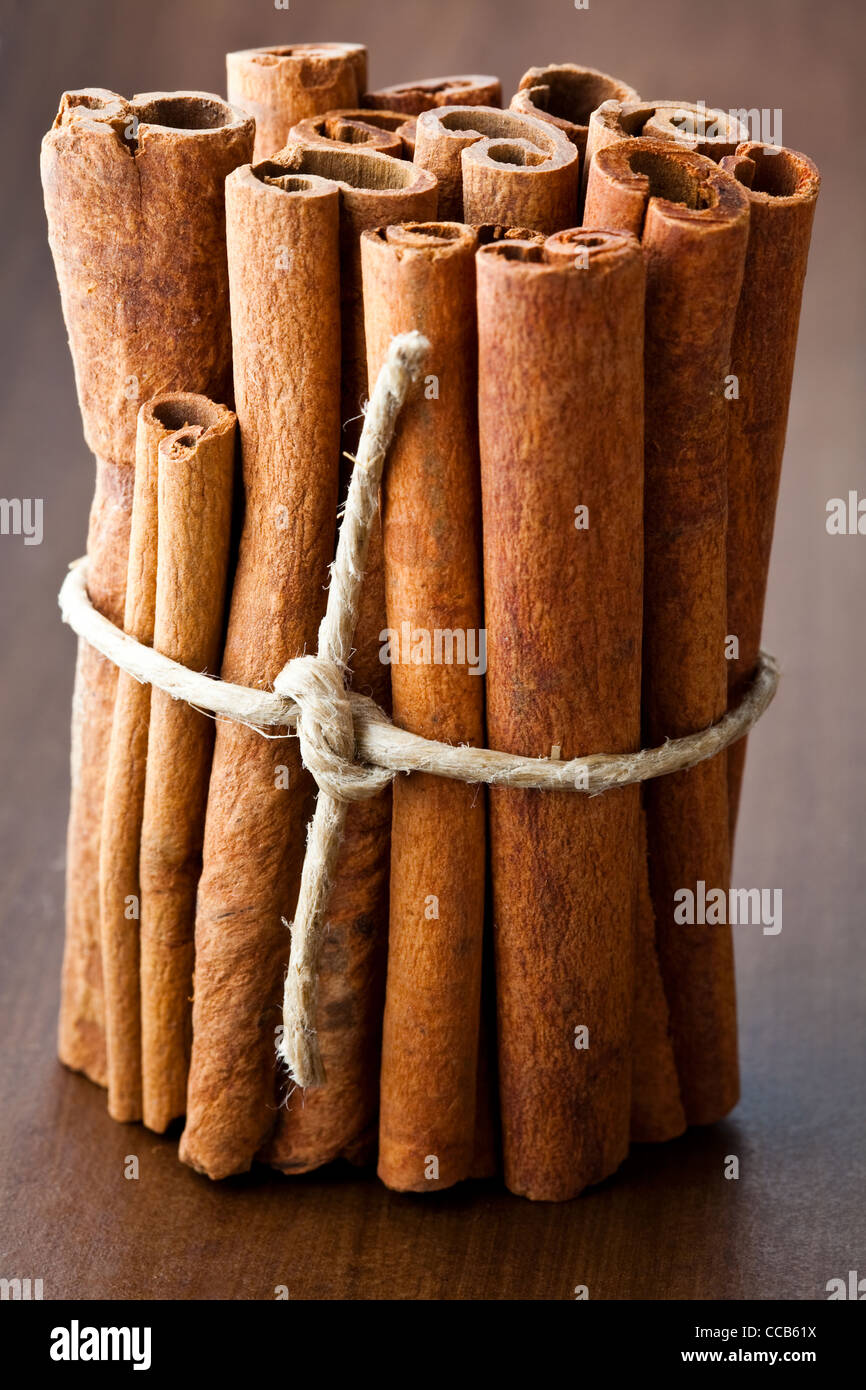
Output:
[[584, 137, 752, 239], [511, 63, 639, 155], [368, 219, 479, 254], [543, 225, 645, 268], [414, 104, 577, 231], [477, 225, 643, 277], [227, 44, 368, 160], [362, 73, 502, 116], [289, 108, 412, 158], [719, 141, 821, 206], [587, 98, 749, 170], [142, 392, 234, 439], [267, 140, 439, 202], [48, 86, 253, 143]]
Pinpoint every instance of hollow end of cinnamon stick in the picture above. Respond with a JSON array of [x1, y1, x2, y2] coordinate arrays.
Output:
[[270, 141, 438, 197], [289, 109, 410, 157], [720, 141, 821, 203], [584, 137, 751, 238], [588, 98, 748, 164], [511, 63, 639, 157], [543, 225, 643, 267], [145, 393, 232, 436], [375, 220, 478, 254], [51, 87, 251, 142], [413, 103, 577, 226], [362, 74, 501, 116]]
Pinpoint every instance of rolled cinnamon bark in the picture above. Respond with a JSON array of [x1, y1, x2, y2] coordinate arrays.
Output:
[[363, 74, 501, 116], [397, 119, 417, 158], [511, 63, 639, 164], [273, 143, 438, 459], [719, 143, 820, 838], [179, 167, 341, 1178], [585, 140, 750, 1127], [290, 109, 411, 158], [585, 100, 748, 200], [259, 145, 438, 1179], [140, 405, 235, 1134], [478, 229, 646, 1201], [414, 106, 577, 228], [99, 396, 216, 1122], [360, 223, 486, 1192], [227, 44, 367, 160], [41, 88, 253, 1089]]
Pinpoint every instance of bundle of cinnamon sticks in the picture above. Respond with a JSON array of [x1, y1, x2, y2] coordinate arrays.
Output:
[[44, 45, 819, 1201]]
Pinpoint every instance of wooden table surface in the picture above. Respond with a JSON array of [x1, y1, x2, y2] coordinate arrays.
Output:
[[1, 0, 863, 1300]]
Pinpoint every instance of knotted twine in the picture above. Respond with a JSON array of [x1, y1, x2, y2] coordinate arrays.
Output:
[[59, 330, 781, 1088]]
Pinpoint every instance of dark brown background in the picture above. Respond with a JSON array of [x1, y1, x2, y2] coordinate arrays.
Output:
[[1, 0, 863, 1300]]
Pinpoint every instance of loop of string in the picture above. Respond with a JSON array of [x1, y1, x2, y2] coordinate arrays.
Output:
[[58, 330, 781, 1087]]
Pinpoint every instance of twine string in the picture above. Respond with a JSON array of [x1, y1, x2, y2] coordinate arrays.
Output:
[[57, 330, 781, 1088]]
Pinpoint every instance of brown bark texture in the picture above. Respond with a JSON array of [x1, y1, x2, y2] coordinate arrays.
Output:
[[585, 139, 751, 1128], [41, 87, 253, 1089], [719, 143, 820, 837], [99, 395, 226, 1122], [584, 100, 749, 200], [140, 405, 236, 1134], [227, 44, 368, 160], [477, 228, 646, 1200], [511, 63, 639, 167], [362, 74, 501, 116], [290, 109, 414, 158], [361, 223, 486, 1192], [261, 144, 438, 1179], [179, 166, 341, 1178], [414, 106, 578, 228]]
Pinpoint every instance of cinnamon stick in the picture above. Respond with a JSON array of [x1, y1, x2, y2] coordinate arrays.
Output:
[[360, 223, 486, 1192], [584, 100, 748, 200], [290, 109, 412, 158], [258, 145, 438, 1179], [227, 44, 368, 160], [585, 140, 750, 1127], [179, 167, 341, 1178], [41, 88, 253, 1089], [510, 63, 639, 166], [363, 74, 501, 116], [413, 106, 577, 228], [718, 143, 820, 837], [99, 395, 219, 1122], [140, 405, 236, 1134], [273, 143, 438, 463], [477, 229, 646, 1201]]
